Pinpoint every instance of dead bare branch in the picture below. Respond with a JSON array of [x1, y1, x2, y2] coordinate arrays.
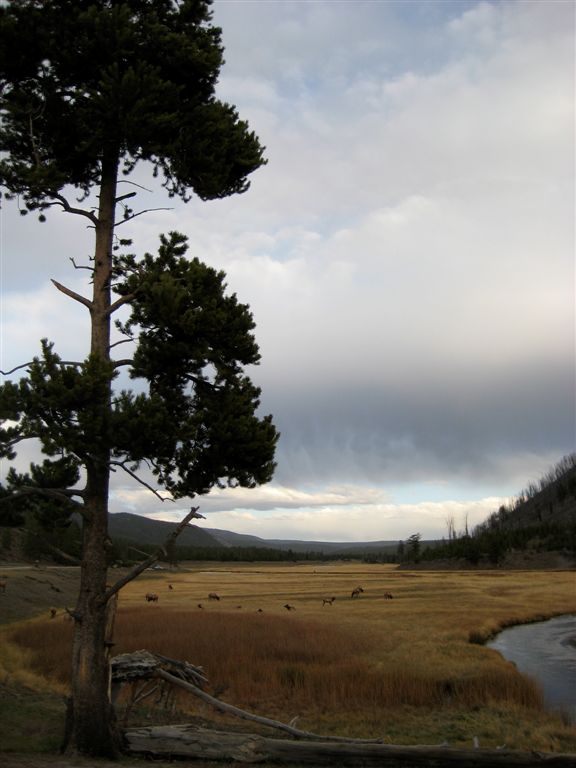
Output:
[[117, 179, 153, 193], [155, 668, 384, 744], [51, 279, 93, 310], [0, 361, 33, 375], [110, 338, 134, 350], [70, 257, 93, 272], [1, 358, 83, 376], [107, 293, 136, 317], [49, 192, 98, 224], [115, 191, 137, 203], [104, 506, 204, 602], [108, 461, 172, 502], [112, 359, 133, 369], [114, 207, 172, 227]]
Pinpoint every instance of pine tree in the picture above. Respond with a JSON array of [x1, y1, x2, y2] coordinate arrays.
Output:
[[0, 1, 277, 756]]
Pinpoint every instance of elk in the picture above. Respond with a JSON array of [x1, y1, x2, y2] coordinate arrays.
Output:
[[383, 591, 393, 599], [0, 578, 7, 594], [351, 586, 364, 599], [50, 608, 57, 619], [168, 584, 174, 591], [197, 603, 204, 609], [145, 593, 159, 603], [283, 603, 296, 611], [322, 597, 336, 606], [208, 592, 220, 601]]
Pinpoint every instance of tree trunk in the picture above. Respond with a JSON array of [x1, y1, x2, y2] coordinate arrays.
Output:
[[66, 148, 120, 757]]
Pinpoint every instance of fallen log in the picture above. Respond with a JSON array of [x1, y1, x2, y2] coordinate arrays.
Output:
[[124, 724, 576, 767]]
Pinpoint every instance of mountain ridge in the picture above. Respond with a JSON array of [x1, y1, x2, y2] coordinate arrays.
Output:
[[108, 512, 402, 554]]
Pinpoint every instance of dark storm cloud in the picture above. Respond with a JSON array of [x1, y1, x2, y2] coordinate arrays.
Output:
[[262, 356, 575, 490]]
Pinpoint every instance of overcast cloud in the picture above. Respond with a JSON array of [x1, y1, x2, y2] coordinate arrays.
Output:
[[1, 0, 574, 542]]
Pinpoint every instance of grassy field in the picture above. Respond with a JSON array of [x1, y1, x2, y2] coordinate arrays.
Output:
[[2, 561, 576, 753]]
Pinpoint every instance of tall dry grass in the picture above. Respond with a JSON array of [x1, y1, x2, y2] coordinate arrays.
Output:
[[7, 603, 545, 713]]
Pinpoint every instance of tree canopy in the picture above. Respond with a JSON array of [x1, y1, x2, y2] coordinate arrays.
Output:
[[0, 0, 266, 210], [0, 231, 279, 510]]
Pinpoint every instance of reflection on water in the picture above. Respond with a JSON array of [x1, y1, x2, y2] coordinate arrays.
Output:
[[487, 614, 576, 722]]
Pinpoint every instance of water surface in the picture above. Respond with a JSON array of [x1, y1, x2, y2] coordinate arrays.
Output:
[[487, 614, 576, 722]]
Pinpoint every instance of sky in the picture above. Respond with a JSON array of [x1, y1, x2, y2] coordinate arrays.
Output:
[[1, 0, 574, 543]]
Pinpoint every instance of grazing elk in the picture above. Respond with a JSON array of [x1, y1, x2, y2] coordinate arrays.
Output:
[[208, 592, 220, 601], [145, 593, 159, 603], [351, 586, 364, 599], [49, 608, 57, 619], [383, 592, 393, 599], [283, 603, 296, 611], [322, 597, 336, 606], [168, 584, 174, 590], [197, 603, 204, 609]]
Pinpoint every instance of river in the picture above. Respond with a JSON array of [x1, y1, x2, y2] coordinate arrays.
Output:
[[487, 614, 576, 723]]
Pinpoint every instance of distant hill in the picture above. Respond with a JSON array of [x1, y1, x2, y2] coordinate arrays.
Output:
[[204, 527, 402, 554], [107, 513, 402, 555], [108, 512, 221, 549]]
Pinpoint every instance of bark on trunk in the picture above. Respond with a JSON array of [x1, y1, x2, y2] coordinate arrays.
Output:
[[124, 725, 576, 767], [65, 148, 120, 757]]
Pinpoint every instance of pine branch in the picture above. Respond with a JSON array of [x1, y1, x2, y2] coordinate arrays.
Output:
[[104, 506, 204, 602]]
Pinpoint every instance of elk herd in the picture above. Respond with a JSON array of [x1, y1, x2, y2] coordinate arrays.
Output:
[[143, 583, 394, 610]]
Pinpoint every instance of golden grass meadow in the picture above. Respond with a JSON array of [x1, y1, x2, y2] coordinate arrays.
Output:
[[4, 562, 576, 752]]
